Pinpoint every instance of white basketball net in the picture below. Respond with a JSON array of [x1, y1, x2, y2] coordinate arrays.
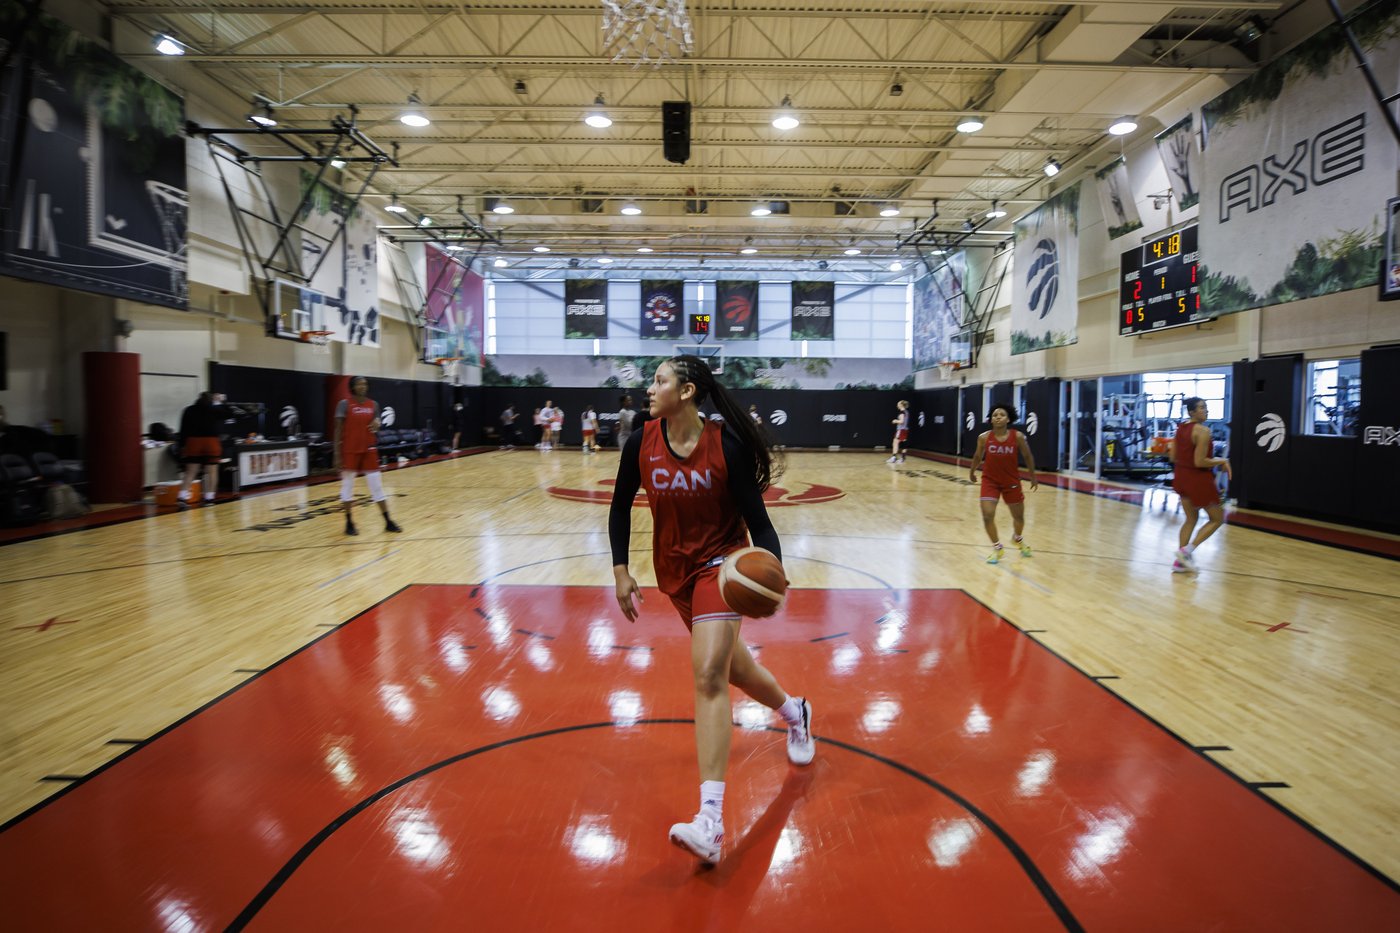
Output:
[[146, 180, 188, 298], [938, 360, 958, 380], [602, 0, 694, 66]]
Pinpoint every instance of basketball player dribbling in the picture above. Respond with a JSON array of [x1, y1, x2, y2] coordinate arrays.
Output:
[[609, 355, 815, 866], [968, 403, 1037, 563], [1171, 397, 1231, 573], [333, 376, 402, 536]]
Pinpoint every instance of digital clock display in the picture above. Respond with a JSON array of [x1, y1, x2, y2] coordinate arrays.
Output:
[[689, 313, 711, 335], [1119, 224, 1204, 336]]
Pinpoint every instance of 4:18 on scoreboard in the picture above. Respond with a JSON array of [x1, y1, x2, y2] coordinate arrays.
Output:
[[1119, 224, 1203, 335]]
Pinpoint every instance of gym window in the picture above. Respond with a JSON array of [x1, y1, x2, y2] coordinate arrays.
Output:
[[1141, 372, 1227, 421], [1303, 359, 1361, 436]]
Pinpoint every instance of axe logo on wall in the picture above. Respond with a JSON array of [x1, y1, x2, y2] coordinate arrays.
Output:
[[381, 406, 397, 427], [965, 411, 975, 431], [1363, 426, 1400, 446], [770, 410, 788, 425], [1025, 412, 1040, 435], [1255, 413, 1286, 452]]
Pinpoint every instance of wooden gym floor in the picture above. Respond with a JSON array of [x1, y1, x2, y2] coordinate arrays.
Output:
[[1, 450, 1397, 929]]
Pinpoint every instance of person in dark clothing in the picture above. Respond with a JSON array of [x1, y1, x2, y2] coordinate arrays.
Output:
[[178, 392, 224, 506], [450, 402, 468, 451], [499, 404, 519, 449]]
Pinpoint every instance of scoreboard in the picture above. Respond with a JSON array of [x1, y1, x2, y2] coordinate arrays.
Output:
[[1119, 225, 1204, 335], [688, 312, 712, 335]]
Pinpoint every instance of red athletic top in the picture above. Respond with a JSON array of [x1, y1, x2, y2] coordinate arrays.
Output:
[[982, 428, 1022, 486], [1174, 421, 1209, 477], [637, 418, 750, 594], [337, 397, 380, 453]]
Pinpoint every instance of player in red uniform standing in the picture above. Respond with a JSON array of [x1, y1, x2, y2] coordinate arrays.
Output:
[[968, 403, 1038, 564], [333, 376, 402, 536], [609, 355, 814, 866], [1171, 396, 1231, 573]]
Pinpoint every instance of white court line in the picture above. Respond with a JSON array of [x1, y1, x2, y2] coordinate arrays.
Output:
[[318, 549, 400, 588]]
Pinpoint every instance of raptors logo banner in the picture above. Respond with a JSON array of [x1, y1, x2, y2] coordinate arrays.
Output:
[[715, 280, 759, 339], [1011, 182, 1080, 355], [640, 279, 684, 339]]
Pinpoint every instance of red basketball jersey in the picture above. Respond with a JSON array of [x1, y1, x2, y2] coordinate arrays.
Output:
[[982, 429, 1022, 486], [339, 398, 379, 453], [1174, 421, 1210, 477], [639, 418, 750, 595]]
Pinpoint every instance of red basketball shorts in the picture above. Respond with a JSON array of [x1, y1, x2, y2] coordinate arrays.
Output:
[[896, 429, 909, 442], [669, 562, 739, 630], [342, 449, 380, 474], [980, 479, 1024, 505], [182, 437, 222, 463], [1172, 468, 1220, 508]]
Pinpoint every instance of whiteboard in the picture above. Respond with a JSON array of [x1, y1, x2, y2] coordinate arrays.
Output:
[[142, 372, 200, 435]]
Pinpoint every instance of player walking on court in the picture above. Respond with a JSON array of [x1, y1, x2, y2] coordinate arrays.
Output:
[[969, 403, 1037, 563], [887, 399, 910, 464], [609, 355, 815, 866], [334, 376, 402, 537], [1171, 397, 1231, 573]]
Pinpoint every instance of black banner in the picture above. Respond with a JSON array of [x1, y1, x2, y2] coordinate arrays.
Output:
[[564, 279, 608, 338], [1021, 378, 1061, 469], [715, 280, 759, 339], [0, 8, 188, 309], [640, 279, 684, 339], [791, 282, 835, 340], [960, 386, 984, 458]]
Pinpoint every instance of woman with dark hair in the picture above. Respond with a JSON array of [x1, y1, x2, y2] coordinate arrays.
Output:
[[608, 355, 812, 866], [1171, 397, 1231, 573], [334, 376, 402, 536], [968, 402, 1038, 563]]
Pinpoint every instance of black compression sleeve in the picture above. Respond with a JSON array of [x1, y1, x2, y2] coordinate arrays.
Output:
[[609, 430, 644, 566], [723, 431, 781, 562]]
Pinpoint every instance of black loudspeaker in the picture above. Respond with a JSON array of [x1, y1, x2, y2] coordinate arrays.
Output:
[[662, 101, 691, 164]]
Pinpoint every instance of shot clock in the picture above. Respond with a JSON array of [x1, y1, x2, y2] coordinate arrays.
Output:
[[1119, 225, 1204, 335], [689, 312, 712, 335]]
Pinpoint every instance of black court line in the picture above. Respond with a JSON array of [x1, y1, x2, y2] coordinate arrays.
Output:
[[515, 628, 555, 640], [38, 775, 84, 783], [1194, 746, 1233, 753], [809, 631, 849, 643], [962, 590, 1400, 893], [1022, 629, 1048, 634], [609, 644, 653, 652], [106, 739, 145, 746], [1249, 782, 1292, 790], [226, 720, 1084, 933], [0, 585, 414, 835], [234, 669, 262, 674], [1091, 675, 1121, 681]]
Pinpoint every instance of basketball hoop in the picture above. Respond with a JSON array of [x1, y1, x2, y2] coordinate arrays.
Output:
[[145, 180, 189, 297], [435, 357, 465, 384], [301, 330, 334, 354], [938, 360, 960, 380], [601, 0, 694, 66]]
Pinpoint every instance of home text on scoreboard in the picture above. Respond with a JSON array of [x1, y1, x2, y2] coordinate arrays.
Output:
[[1119, 225, 1204, 336]]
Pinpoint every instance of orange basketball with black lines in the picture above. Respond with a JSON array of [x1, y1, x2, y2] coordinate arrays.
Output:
[[718, 547, 787, 618]]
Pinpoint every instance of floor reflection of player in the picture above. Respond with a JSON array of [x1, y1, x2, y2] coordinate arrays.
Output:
[[609, 355, 814, 866]]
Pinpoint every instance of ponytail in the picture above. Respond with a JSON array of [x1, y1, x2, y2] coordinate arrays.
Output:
[[668, 354, 784, 491]]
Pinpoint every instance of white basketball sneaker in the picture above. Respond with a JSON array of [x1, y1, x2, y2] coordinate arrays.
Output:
[[786, 698, 815, 766], [669, 812, 723, 865]]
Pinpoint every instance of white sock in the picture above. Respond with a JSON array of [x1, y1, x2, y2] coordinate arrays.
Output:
[[992, 542, 1004, 550], [1013, 534, 1024, 543], [777, 695, 804, 726], [1182, 544, 1194, 555], [700, 781, 725, 822]]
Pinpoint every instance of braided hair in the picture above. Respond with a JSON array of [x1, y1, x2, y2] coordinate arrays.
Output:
[[667, 354, 783, 491]]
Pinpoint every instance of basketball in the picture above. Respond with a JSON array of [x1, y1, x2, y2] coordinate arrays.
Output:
[[718, 547, 787, 618]]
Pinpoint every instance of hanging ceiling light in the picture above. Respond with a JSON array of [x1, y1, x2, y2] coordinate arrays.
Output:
[[986, 201, 1007, 219], [956, 115, 984, 133], [400, 93, 430, 127], [154, 34, 185, 56], [445, 243, 463, 251], [844, 247, 862, 256], [597, 255, 614, 264], [879, 204, 901, 217], [771, 96, 800, 131], [1108, 116, 1138, 136], [636, 246, 654, 253], [929, 247, 946, 256], [751, 203, 773, 216], [491, 199, 515, 214], [384, 195, 407, 214], [532, 245, 551, 252], [493, 257, 509, 267], [620, 202, 642, 216], [330, 157, 347, 169], [1043, 157, 1061, 177], [889, 261, 904, 272], [247, 101, 277, 127], [584, 94, 613, 129], [418, 215, 432, 227]]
